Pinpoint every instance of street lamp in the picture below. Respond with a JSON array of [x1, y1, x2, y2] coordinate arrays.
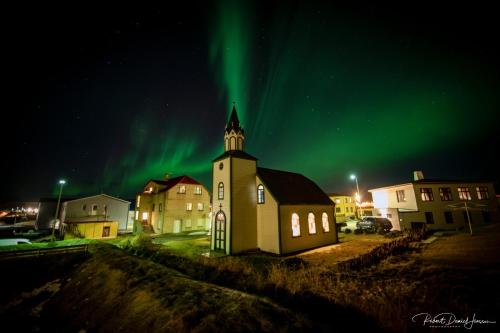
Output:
[[51, 179, 66, 241], [350, 174, 364, 218]]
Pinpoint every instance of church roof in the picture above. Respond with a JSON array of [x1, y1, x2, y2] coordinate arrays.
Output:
[[212, 150, 258, 162], [257, 167, 334, 205], [225, 105, 244, 134], [148, 176, 202, 193]]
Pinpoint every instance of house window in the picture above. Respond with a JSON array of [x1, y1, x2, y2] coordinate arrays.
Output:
[[197, 203, 204, 211], [335, 207, 341, 213], [159, 203, 162, 212], [135, 211, 139, 220], [420, 188, 434, 201], [335, 199, 341, 204], [178, 185, 186, 194], [308, 213, 317, 234], [444, 211, 453, 224], [322, 212, 330, 232], [458, 187, 471, 201], [476, 187, 489, 200], [91, 204, 98, 216], [291, 213, 300, 237], [102, 226, 110, 237], [82, 204, 87, 211], [194, 186, 202, 195], [425, 212, 434, 224], [396, 190, 406, 202], [137, 195, 141, 207], [218, 182, 224, 200], [186, 203, 192, 211], [142, 212, 148, 221], [439, 187, 453, 201], [257, 184, 265, 204], [152, 203, 155, 212]]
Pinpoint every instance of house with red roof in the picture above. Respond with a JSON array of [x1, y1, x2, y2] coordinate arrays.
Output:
[[134, 175, 211, 234]]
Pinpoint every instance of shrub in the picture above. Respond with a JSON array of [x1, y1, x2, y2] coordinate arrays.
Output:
[[344, 228, 352, 234]]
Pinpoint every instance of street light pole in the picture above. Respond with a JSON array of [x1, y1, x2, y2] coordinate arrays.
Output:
[[350, 174, 364, 218], [51, 179, 66, 242]]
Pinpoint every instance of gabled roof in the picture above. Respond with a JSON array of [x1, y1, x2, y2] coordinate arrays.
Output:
[[213, 150, 258, 163], [257, 167, 333, 205], [225, 104, 244, 135], [65, 194, 130, 204], [147, 175, 202, 193], [369, 179, 493, 192]]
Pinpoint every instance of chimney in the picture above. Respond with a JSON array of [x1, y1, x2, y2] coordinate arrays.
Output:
[[413, 171, 424, 181]]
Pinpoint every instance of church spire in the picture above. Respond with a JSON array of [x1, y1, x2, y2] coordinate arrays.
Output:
[[224, 103, 245, 151], [225, 103, 244, 135]]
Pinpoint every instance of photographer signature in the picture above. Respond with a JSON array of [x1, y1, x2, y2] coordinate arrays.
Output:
[[412, 313, 496, 329]]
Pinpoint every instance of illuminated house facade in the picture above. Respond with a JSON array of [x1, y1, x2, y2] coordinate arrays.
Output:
[[369, 172, 498, 231], [135, 176, 211, 234], [328, 194, 357, 222], [211, 105, 337, 255]]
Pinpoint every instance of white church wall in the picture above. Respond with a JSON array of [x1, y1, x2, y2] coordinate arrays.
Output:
[[256, 176, 280, 254]]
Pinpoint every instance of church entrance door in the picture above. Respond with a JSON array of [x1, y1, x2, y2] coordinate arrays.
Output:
[[214, 211, 226, 251]]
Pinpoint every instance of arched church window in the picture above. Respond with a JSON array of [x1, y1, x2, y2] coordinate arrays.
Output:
[[230, 137, 236, 150], [322, 212, 330, 232], [237, 137, 243, 150], [218, 182, 224, 200], [308, 212, 317, 234], [257, 184, 265, 204], [292, 213, 300, 237]]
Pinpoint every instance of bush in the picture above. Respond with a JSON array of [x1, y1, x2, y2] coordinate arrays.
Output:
[[344, 228, 352, 234]]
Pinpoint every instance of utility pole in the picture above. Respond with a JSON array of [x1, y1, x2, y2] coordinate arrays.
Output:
[[51, 180, 66, 242]]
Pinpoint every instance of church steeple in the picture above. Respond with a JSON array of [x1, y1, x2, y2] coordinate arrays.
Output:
[[224, 103, 245, 151]]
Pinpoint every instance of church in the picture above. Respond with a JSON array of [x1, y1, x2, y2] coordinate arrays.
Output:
[[211, 105, 338, 255]]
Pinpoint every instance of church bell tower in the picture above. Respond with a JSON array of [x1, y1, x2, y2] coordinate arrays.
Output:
[[224, 103, 245, 151]]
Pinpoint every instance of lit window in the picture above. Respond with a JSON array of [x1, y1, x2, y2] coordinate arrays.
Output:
[[186, 203, 192, 211], [257, 184, 265, 204], [458, 187, 471, 201], [396, 190, 406, 202], [476, 187, 489, 200], [335, 199, 341, 204], [178, 185, 186, 194], [308, 213, 317, 234], [137, 195, 141, 207], [142, 212, 148, 220], [420, 188, 434, 201], [218, 182, 224, 200], [322, 212, 330, 232], [291, 213, 300, 237], [195, 186, 202, 195], [439, 187, 453, 201], [197, 203, 204, 211], [135, 211, 139, 220]]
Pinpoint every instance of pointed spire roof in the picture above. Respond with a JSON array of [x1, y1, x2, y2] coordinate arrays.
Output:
[[225, 103, 244, 134]]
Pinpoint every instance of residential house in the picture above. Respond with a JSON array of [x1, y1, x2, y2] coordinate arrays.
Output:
[[135, 176, 211, 234], [328, 194, 357, 222], [369, 171, 498, 230]]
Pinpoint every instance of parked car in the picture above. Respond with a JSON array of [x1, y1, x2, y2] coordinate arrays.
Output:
[[337, 219, 359, 233], [0, 238, 32, 246], [356, 216, 393, 233]]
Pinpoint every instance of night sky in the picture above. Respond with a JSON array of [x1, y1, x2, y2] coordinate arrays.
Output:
[[4, 1, 499, 202]]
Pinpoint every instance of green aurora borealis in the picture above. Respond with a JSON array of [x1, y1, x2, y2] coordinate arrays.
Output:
[[49, 2, 498, 199]]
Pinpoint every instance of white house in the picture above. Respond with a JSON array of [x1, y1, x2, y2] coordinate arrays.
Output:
[[369, 171, 498, 230], [61, 194, 131, 231]]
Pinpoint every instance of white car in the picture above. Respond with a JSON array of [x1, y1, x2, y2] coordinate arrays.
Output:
[[0, 238, 32, 246], [337, 220, 359, 233]]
